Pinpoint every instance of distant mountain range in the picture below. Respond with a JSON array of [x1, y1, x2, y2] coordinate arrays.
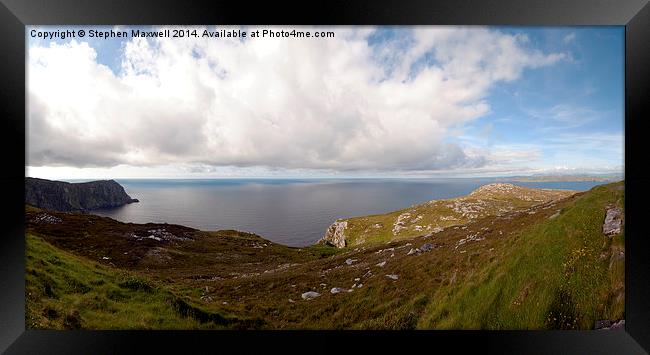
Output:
[[497, 174, 622, 183], [25, 177, 138, 212]]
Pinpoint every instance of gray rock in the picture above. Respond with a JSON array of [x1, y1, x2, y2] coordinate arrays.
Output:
[[376, 261, 386, 267], [31, 213, 62, 224], [301, 291, 321, 300], [345, 258, 357, 265], [407, 248, 419, 255], [330, 287, 345, 294], [603, 205, 623, 236], [386, 274, 399, 280], [319, 220, 348, 248], [420, 243, 433, 252]]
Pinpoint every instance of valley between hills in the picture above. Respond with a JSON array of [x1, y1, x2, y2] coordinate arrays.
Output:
[[25, 181, 625, 330]]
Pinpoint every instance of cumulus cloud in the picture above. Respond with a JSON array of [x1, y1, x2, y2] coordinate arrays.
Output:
[[28, 26, 565, 173]]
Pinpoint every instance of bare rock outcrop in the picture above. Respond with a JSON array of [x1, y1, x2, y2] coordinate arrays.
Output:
[[319, 220, 348, 248], [603, 205, 623, 237]]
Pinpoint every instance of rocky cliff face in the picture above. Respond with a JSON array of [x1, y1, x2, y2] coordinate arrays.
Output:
[[319, 220, 348, 248], [25, 177, 139, 212]]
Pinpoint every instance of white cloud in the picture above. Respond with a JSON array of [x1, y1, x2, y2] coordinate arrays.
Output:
[[563, 32, 576, 44], [28, 26, 566, 175]]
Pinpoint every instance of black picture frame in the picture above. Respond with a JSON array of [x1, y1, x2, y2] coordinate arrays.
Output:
[[1, 0, 649, 353]]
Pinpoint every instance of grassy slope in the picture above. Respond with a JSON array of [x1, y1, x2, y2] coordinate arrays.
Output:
[[25, 233, 286, 329], [26, 234, 201, 329], [418, 181, 625, 329], [338, 184, 574, 247], [25, 182, 624, 329]]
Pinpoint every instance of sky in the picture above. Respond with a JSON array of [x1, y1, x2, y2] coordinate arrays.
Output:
[[26, 26, 624, 179]]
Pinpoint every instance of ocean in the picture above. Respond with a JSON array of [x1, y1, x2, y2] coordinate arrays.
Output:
[[90, 178, 609, 247]]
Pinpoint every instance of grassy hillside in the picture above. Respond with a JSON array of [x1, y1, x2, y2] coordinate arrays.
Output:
[[26, 234, 200, 329], [417, 181, 624, 329], [25, 181, 624, 329], [322, 183, 574, 247]]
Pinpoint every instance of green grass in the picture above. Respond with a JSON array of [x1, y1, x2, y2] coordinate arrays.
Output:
[[25, 234, 236, 329], [302, 243, 345, 258], [417, 181, 624, 329]]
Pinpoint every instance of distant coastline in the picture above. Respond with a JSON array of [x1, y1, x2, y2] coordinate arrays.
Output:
[[498, 175, 621, 183]]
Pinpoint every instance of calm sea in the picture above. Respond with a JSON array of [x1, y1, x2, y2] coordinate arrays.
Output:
[[88, 178, 608, 247]]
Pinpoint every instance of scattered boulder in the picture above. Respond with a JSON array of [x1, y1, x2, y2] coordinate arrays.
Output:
[[386, 274, 399, 280], [420, 243, 433, 252], [31, 213, 62, 224], [407, 248, 419, 255], [330, 287, 346, 294], [345, 258, 357, 265], [302, 291, 321, 300], [603, 205, 623, 237], [376, 261, 386, 267], [392, 213, 412, 235]]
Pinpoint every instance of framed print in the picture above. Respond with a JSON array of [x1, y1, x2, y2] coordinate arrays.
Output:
[[1, 0, 649, 353]]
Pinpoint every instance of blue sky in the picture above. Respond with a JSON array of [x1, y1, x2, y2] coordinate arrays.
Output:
[[457, 27, 624, 173], [26, 26, 624, 179]]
